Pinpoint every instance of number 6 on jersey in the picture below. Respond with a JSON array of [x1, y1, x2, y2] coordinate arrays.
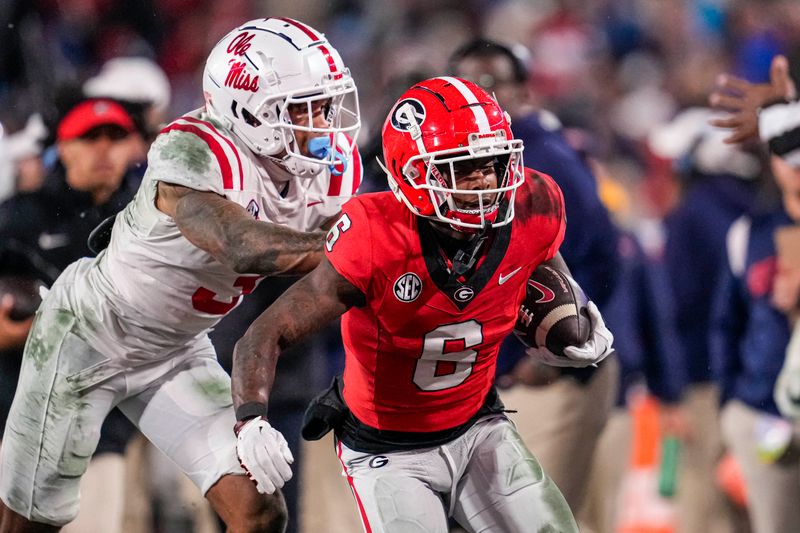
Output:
[[326, 213, 351, 252], [413, 320, 483, 391]]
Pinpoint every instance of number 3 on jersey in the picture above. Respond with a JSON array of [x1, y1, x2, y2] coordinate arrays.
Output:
[[413, 320, 483, 391], [192, 275, 260, 315]]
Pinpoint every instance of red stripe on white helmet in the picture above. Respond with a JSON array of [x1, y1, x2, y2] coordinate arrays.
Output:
[[317, 44, 343, 80], [273, 18, 341, 80], [276, 17, 321, 42]]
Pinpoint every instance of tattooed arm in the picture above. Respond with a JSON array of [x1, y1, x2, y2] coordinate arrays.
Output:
[[232, 256, 363, 412], [156, 181, 324, 275]]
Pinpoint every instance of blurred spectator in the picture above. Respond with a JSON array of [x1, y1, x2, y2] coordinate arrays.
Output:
[[731, 59, 800, 424], [654, 107, 764, 533], [777, 314, 800, 423], [711, 152, 800, 533], [84, 56, 172, 163], [0, 97, 140, 301], [449, 37, 621, 512], [0, 97, 141, 533], [578, 227, 687, 533], [84, 56, 171, 125], [4, 114, 48, 193], [709, 52, 800, 533]]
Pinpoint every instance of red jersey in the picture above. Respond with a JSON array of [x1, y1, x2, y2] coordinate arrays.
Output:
[[325, 169, 565, 432]]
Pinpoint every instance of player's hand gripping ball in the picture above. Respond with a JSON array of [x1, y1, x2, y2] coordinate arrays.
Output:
[[514, 265, 614, 368]]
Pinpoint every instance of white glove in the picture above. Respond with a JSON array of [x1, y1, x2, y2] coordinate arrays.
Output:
[[775, 321, 800, 419], [525, 301, 614, 368], [235, 417, 294, 494]]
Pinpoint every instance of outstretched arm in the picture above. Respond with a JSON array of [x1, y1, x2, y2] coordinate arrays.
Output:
[[709, 55, 796, 144], [227, 256, 361, 494], [231, 256, 363, 414], [157, 181, 325, 275]]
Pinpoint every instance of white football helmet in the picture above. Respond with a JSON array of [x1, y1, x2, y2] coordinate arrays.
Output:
[[203, 18, 360, 176]]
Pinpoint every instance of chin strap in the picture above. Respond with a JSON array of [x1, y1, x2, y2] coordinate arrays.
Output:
[[262, 153, 320, 180], [447, 230, 489, 285], [281, 153, 325, 178]]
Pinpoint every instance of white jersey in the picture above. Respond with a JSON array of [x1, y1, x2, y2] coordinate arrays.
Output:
[[68, 109, 361, 362]]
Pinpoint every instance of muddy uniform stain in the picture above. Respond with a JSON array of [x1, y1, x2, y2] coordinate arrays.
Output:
[[11, 307, 97, 479], [195, 377, 233, 405], [24, 309, 74, 372], [157, 131, 213, 176]]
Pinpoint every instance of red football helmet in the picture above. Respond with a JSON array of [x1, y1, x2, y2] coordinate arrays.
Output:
[[381, 76, 524, 231]]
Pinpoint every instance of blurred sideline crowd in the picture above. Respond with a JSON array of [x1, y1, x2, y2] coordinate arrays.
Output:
[[3, 0, 800, 532]]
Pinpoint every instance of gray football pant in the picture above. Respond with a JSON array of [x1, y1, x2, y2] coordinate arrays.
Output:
[[336, 416, 578, 533]]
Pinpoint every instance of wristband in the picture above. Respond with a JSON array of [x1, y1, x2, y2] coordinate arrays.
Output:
[[235, 402, 268, 422]]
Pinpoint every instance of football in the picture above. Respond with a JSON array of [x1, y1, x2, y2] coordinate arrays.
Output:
[[0, 276, 44, 320], [513, 264, 591, 356]]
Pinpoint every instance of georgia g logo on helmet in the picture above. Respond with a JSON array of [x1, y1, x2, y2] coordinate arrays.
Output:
[[390, 99, 426, 132]]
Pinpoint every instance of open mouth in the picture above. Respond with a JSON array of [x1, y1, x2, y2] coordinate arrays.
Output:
[[454, 193, 500, 211]]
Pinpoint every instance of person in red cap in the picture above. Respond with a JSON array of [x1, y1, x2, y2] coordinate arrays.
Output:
[[55, 98, 137, 205], [0, 96, 140, 533]]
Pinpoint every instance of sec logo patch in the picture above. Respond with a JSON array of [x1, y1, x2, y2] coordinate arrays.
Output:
[[394, 273, 422, 303]]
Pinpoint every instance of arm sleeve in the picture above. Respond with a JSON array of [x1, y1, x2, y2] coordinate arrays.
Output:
[[323, 198, 373, 295], [760, 101, 800, 167]]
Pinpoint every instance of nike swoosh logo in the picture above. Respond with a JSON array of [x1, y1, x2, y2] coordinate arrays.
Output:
[[307, 201, 324, 207], [528, 280, 555, 303], [498, 267, 522, 285], [38, 232, 69, 250]]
